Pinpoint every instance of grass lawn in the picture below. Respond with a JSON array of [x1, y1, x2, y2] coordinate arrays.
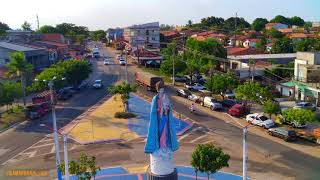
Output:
[[0, 106, 25, 130]]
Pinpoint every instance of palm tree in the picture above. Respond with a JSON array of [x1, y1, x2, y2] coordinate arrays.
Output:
[[108, 82, 137, 112], [7, 52, 33, 109]]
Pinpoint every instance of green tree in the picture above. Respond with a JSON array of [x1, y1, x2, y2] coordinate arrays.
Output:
[[7, 52, 33, 108], [270, 15, 290, 25], [0, 21, 10, 36], [200, 16, 225, 29], [21, 21, 32, 31], [263, 100, 281, 118], [282, 108, 315, 125], [256, 37, 267, 51], [290, 16, 305, 27], [191, 144, 230, 180], [271, 37, 294, 54], [0, 81, 22, 111], [223, 17, 251, 31], [56, 60, 92, 86], [205, 73, 238, 94], [187, 20, 193, 27], [186, 37, 227, 58], [38, 25, 56, 33], [32, 67, 66, 91], [266, 28, 284, 39], [265, 61, 294, 80], [59, 153, 100, 180], [294, 38, 320, 52], [252, 18, 269, 31], [160, 41, 186, 76], [108, 82, 137, 112], [160, 24, 174, 31], [90, 30, 106, 41], [236, 82, 273, 109]]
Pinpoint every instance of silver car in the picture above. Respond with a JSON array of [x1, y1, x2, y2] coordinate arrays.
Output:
[[293, 102, 316, 111]]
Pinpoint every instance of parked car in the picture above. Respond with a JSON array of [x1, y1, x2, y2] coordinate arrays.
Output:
[[177, 89, 192, 98], [103, 58, 110, 65], [93, 80, 103, 89], [246, 113, 275, 129], [221, 99, 237, 108], [188, 93, 201, 103], [268, 127, 297, 141], [185, 83, 205, 91], [293, 102, 316, 111], [171, 76, 188, 83], [228, 104, 246, 117], [279, 115, 307, 128], [201, 96, 222, 111], [223, 91, 235, 99], [119, 58, 126, 66], [57, 88, 73, 100], [76, 80, 89, 90]]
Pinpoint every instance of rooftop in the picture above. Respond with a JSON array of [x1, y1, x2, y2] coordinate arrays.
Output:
[[127, 22, 159, 29], [0, 42, 44, 51], [228, 53, 297, 60]]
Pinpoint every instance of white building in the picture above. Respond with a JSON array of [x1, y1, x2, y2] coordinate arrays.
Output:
[[124, 22, 160, 49]]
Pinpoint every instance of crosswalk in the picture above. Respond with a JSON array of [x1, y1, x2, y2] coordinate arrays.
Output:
[[2, 136, 79, 165]]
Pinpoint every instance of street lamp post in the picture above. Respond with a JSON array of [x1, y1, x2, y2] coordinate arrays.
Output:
[[243, 126, 248, 180], [63, 135, 70, 180]]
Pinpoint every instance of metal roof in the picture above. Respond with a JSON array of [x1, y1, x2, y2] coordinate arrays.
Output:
[[0, 42, 42, 51], [228, 53, 297, 60]]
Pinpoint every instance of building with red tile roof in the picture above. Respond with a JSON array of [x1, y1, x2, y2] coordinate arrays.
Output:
[[278, 28, 293, 34], [41, 33, 66, 44], [226, 46, 263, 56]]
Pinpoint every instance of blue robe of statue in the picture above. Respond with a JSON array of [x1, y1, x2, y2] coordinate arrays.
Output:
[[144, 95, 179, 154]]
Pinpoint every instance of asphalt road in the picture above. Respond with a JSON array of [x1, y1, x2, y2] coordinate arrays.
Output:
[[0, 42, 122, 165]]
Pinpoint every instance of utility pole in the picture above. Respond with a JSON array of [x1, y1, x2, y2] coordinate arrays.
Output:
[[48, 81, 62, 180], [243, 126, 248, 180], [63, 135, 69, 180], [234, 12, 237, 47], [36, 14, 40, 31]]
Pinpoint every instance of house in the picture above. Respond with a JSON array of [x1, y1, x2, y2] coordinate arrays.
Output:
[[286, 52, 320, 105], [243, 39, 259, 48], [266, 43, 273, 52], [278, 28, 293, 34], [288, 33, 307, 42], [191, 31, 227, 43], [5, 30, 34, 43], [124, 22, 160, 49], [29, 40, 68, 61], [226, 46, 263, 56], [312, 22, 320, 28], [106, 28, 124, 43], [41, 33, 66, 43], [160, 30, 181, 43], [129, 47, 163, 66], [265, 23, 289, 30], [0, 42, 49, 70]]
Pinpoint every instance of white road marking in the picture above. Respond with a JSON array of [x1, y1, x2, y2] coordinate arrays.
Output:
[[31, 143, 55, 149], [190, 134, 207, 143], [50, 146, 55, 153], [201, 140, 214, 144], [178, 133, 190, 142]]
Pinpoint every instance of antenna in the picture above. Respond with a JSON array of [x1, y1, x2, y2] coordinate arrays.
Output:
[[36, 14, 40, 31]]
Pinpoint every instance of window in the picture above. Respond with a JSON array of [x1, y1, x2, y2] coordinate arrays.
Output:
[[152, 37, 156, 41]]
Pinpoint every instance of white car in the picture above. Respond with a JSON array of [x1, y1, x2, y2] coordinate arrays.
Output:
[[201, 96, 222, 110], [246, 113, 275, 129], [119, 58, 126, 66], [185, 83, 205, 91], [93, 80, 103, 89], [188, 94, 200, 103], [103, 58, 110, 65]]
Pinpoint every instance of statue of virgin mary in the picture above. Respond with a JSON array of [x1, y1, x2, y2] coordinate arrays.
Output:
[[144, 81, 179, 176]]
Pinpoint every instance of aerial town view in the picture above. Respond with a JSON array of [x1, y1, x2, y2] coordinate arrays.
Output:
[[0, 0, 320, 180]]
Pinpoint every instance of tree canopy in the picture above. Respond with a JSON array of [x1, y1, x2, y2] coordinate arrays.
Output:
[[282, 108, 315, 125], [38, 25, 57, 33], [271, 37, 294, 54], [90, 30, 106, 41], [205, 73, 238, 94], [108, 82, 137, 112], [0, 81, 22, 108], [0, 21, 10, 36], [294, 38, 320, 52], [21, 21, 32, 31], [236, 82, 273, 104], [252, 18, 269, 31], [263, 100, 281, 118], [270, 15, 305, 27], [224, 17, 251, 31]]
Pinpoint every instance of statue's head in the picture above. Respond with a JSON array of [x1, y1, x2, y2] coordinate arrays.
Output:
[[156, 81, 165, 94]]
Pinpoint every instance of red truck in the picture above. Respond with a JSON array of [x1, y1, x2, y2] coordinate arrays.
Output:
[[135, 72, 163, 91], [25, 91, 56, 120]]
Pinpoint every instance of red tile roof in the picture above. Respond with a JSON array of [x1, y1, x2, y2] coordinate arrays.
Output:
[[0, 67, 8, 78], [133, 48, 161, 58], [160, 30, 180, 37], [226, 47, 263, 56], [289, 33, 307, 38], [36, 41, 68, 48], [278, 28, 293, 34], [42, 33, 65, 43]]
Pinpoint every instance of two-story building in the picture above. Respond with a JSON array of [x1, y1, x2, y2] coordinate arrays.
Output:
[[106, 28, 124, 43], [282, 52, 320, 105], [124, 22, 160, 49]]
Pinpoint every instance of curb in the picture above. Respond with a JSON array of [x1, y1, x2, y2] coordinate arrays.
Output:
[[0, 121, 26, 134]]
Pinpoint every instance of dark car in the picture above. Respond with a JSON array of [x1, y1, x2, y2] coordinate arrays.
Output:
[[57, 89, 73, 100], [228, 104, 246, 117], [177, 89, 192, 98], [171, 76, 188, 83], [268, 127, 297, 142], [221, 99, 237, 108]]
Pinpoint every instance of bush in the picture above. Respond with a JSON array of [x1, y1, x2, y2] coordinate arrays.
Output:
[[114, 112, 137, 119]]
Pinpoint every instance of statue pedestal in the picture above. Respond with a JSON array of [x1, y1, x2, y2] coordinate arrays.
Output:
[[147, 168, 177, 180]]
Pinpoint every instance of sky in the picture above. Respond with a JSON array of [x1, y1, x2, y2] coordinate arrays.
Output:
[[1, 0, 320, 31]]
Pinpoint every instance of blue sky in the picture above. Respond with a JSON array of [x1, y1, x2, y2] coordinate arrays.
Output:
[[1, 0, 319, 30]]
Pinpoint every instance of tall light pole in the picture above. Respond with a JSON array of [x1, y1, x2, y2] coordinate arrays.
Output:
[[36, 76, 65, 180]]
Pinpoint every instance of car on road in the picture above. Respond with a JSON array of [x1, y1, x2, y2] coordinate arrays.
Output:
[[57, 88, 73, 100], [268, 127, 297, 141], [246, 113, 275, 129], [187, 93, 201, 103], [119, 58, 126, 66], [221, 99, 237, 108], [171, 75, 188, 83], [177, 89, 192, 98], [293, 102, 316, 111], [103, 58, 110, 65], [201, 96, 222, 111], [25, 104, 47, 120], [185, 83, 205, 91], [93, 80, 103, 89], [228, 104, 246, 117]]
